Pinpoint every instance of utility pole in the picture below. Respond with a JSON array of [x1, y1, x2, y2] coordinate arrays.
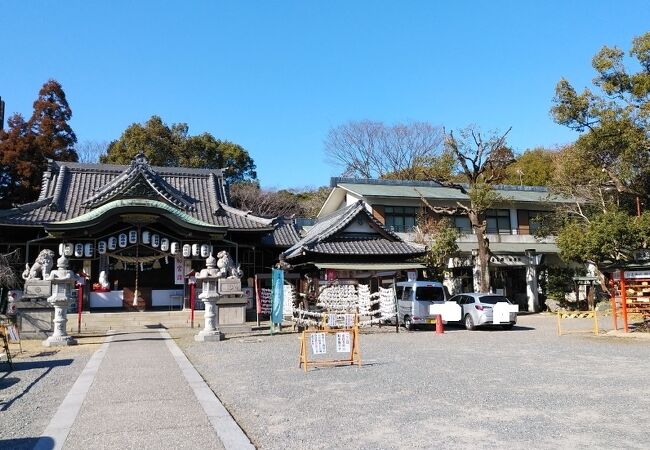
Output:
[[0, 96, 5, 130]]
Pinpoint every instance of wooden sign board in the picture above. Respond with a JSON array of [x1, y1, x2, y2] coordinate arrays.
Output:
[[299, 317, 362, 372]]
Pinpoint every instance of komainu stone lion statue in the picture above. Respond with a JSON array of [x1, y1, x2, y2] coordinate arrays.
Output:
[[22, 249, 56, 280], [216, 250, 243, 279]]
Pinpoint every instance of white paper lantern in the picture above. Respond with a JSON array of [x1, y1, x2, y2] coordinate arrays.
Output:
[[108, 237, 117, 250], [74, 243, 83, 257], [182, 244, 191, 258], [161, 238, 170, 252], [191, 243, 199, 256], [128, 229, 138, 244], [151, 234, 160, 248], [98, 241, 107, 254], [63, 243, 74, 256], [200, 244, 210, 258], [84, 243, 93, 257], [170, 242, 178, 254], [118, 233, 128, 248], [58, 243, 64, 256], [142, 230, 150, 244]]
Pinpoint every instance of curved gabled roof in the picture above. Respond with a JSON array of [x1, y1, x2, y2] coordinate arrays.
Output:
[[0, 156, 273, 231], [81, 153, 195, 211]]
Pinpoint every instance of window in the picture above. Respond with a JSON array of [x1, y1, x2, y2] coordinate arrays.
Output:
[[517, 210, 547, 235], [384, 206, 418, 232], [452, 216, 471, 233], [479, 295, 510, 304], [415, 287, 445, 302], [486, 209, 511, 234], [527, 211, 545, 234]]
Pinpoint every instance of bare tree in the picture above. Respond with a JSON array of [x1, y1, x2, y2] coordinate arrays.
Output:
[[1, 249, 20, 314], [324, 120, 445, 178], [76, 140, 109, 163], [419, 125, 514, 293], [0, 250, 20, 289], [229, 182, 305, 218]]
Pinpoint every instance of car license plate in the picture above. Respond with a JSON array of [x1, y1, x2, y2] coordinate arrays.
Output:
[[426, 318, 437, 324]]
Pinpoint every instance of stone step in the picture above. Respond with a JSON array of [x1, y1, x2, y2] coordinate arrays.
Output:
[[68, 311, 206, 332]]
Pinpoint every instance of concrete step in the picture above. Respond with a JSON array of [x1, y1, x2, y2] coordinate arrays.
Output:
[[68, 311, 206, 332]]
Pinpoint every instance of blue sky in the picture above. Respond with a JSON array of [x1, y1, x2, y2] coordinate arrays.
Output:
[[1, 1, 648, 189]]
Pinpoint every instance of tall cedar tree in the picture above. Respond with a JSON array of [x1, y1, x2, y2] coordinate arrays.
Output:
[[0, 80, 77, 207]]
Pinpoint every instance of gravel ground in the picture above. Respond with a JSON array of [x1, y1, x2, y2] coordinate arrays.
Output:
[[174, 315, 650, 450], [0, 336, 101, 450]]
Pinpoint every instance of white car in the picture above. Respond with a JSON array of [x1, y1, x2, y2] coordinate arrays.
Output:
[[449, 293, 517, 330]]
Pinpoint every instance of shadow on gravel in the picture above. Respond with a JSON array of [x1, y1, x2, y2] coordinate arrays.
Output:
[[439, 325, 536, 332], [0, 359, 73, 412], [0, 376, 20, 389], [0, 436, 48, 450]]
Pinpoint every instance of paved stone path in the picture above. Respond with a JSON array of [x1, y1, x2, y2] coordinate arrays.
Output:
[[34, 330, 253, 450]]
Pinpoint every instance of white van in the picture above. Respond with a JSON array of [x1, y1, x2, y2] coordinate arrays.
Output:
[[395, 281, 449, 330]]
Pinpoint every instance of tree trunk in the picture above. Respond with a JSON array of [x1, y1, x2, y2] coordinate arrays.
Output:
[[470, 211, 491, 293]]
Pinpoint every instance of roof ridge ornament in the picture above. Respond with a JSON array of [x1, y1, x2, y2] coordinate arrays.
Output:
[[81, 152, 196, 211], [133, 152, 150, 169]]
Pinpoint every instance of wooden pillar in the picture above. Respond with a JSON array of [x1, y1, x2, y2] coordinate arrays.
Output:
[[619, 269, 629, 333]]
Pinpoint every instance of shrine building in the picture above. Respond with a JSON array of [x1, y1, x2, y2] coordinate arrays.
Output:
[[0, 153, 289, 311]]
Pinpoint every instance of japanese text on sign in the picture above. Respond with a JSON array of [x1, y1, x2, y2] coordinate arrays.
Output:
[[336, 332, 351, 353], [310, 333, 327, 355]]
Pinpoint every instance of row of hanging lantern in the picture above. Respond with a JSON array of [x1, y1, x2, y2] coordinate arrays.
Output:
[[59, 242, 94, 258], [58, 229, 213, 259]]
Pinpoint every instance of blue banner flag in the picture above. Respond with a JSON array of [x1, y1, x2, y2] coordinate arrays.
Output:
[[271, 268, 284, 325]]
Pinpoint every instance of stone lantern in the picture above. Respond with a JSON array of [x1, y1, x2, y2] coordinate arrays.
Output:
[[195, 254, 223, 341], [43, 255, 77, 347]]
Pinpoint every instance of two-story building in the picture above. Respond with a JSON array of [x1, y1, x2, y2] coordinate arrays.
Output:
[[319, 178, 575, 311]]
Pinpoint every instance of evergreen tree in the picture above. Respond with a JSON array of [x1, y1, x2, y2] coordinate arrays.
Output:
[[101, 116, 257, 183], [0, 79, 77, 207]]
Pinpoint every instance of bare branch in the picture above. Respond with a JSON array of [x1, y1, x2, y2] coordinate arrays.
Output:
[[0, 249, 21, 288], [414, 188, 461, 215], [324, 121, 444, 179]]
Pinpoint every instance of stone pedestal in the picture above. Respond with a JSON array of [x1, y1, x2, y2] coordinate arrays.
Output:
[[195, 297, 223, 342], [43, 301, 77, 347]]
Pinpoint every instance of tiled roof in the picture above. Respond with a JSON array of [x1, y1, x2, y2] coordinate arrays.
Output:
[[282, 200, 425, 260], [0, 157, 274, 231], [261, 220, 302, 247], [81, 153, 196, 211], [331, 177, 574, 204], [307, 236, 424, 255]]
